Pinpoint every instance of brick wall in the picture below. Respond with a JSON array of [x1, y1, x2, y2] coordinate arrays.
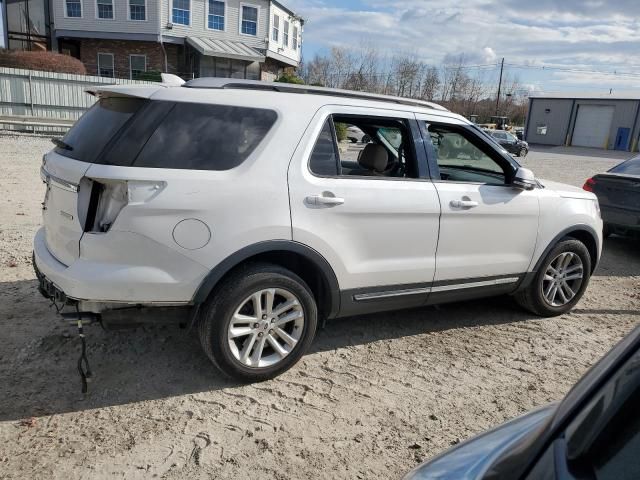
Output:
[[78, 39, 181, 78]]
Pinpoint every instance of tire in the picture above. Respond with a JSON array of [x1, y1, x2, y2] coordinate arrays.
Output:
[[519, 147, 528, 158], [198, 263, 318, 382], [515, 239, 591, 317]]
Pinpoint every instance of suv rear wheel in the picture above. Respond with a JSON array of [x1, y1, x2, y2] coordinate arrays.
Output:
[[198, 263, 318, 382], [515, 238, 591, 317]]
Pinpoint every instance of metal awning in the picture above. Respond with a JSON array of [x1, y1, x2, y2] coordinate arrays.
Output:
[[186, 37, 265, 62]]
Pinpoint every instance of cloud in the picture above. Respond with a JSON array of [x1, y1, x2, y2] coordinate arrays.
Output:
[[290, 0, 640, 91]]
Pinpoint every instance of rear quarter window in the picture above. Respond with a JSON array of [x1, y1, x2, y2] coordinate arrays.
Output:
[[57, 97, 144, 163], [133, 103, 278, 170]]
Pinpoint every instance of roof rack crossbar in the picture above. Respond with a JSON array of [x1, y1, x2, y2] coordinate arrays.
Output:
[[182, 78, 448, 111]]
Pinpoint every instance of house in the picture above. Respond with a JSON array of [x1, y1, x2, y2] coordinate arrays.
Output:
[[52, 0, 303, 80]]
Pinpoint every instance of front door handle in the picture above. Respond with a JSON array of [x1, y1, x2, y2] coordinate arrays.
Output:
[[450, 199, 479, 209], [306, 193, 345, 207]]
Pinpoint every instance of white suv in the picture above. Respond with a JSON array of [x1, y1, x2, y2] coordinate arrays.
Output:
[[33, 79, 602, 381]]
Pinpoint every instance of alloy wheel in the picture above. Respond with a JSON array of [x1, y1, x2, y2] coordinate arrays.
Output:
[[227, 288, 305, 368], [542, 252, 584, 307]]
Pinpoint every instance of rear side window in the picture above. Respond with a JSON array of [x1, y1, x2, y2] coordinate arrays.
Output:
[[309, 119, 339, 176], [57, 97, 144, 163], [134, 103, 277, 170], [610, 157, 640, 175]]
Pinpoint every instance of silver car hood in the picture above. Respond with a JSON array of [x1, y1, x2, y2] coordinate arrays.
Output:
[[403, 403, 557, 480]]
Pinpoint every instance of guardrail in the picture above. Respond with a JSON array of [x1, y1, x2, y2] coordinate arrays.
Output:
[[0, 114, 75, 132]]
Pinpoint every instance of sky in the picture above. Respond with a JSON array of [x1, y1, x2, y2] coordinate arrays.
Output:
[[286, 0, 640, 95]]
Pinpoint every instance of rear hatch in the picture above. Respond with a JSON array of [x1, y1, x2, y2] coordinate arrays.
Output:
[[40, 88, 157, 265]]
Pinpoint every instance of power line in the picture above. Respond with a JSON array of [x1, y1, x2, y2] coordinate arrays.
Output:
[[504, 63, 640, 79]]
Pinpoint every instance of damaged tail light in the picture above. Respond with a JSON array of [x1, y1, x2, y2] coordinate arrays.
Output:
[[84, 179, 165, 233]]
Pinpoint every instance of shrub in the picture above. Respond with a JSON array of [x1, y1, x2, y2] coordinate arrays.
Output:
[[0, 50, 86, 75], [334, 122, 347, 142], [274, 72, 305, 85], [136, 70, 162, 82]]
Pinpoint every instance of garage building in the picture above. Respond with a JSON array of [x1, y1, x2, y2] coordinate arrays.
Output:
[[525, 94, 640, 151]]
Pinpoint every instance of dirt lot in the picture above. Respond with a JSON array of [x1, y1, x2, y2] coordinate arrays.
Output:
[[0, 136, 638, 479]]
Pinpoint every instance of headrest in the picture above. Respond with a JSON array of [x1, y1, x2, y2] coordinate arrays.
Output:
[[358, 144, 388, 173]]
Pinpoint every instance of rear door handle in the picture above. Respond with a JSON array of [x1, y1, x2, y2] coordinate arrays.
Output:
[[306, 193, 345, 207], [450, 199, 479, 209]]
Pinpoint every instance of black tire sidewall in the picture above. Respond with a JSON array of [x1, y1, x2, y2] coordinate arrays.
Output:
[[200, 266, 318, 381], [531, 240, 591, 316]]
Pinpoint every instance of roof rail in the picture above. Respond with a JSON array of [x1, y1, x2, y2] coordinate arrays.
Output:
[[183, 78, 448, 111]]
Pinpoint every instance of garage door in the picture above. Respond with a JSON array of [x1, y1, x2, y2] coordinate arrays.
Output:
[[572, 105, 614, 148]]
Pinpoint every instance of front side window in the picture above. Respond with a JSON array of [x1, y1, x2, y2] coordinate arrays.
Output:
[[129, 54, 146, 79], [292, 25, 298, 49], [129, 0, 146, 20], [96, 0, 113, 19], [283, 20, 289, 47], [208, 0, 224, 30], [134, 103, 277, 170], [241, 5, 257, 35], [66, 0, 82, 17], [272, 14, 279, 42], [427, 123, 509, 185], [97, 53, 114, 77], [172, 0, 190, 25]]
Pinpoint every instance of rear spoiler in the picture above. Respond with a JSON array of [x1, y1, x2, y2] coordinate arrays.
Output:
[[86, 74, 185, 99]]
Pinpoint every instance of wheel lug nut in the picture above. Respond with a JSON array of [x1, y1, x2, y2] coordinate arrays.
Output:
[[253, 323, 259, 328], [258, 332, 264, 337], [269, 329, 273, 334], [262, 314, 267, 319]]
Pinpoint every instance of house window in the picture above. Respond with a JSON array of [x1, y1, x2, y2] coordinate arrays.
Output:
[[129, 0, 146, 20], [96, 0, 113, 19], [97, 53, 114, 78], [129, 54, 146, 79], [292, 25, 298, 49], [208, 0, 224, 30], [283, 20, 289, 47], [65, 0, 82, 17], [272, 14, 279, 42], [172, 0, 190, 25], [241, 5, 257, 35]]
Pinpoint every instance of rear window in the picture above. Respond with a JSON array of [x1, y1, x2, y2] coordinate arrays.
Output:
[[610, 157, 640, 175], [133, 102, 278, 170], [57, 97, 144, 163]]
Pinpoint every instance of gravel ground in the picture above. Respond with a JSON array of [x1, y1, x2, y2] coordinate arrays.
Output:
[[0, 134, 638, 479]]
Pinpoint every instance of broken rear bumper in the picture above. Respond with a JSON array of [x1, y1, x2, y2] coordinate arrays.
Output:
[[33, 226, 208, 310]]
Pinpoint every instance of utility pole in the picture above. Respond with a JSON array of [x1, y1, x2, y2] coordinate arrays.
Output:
[[495, 57, 504, 116]]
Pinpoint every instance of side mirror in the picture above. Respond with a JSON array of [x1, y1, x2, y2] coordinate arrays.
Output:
[[512, 167, 536, 190]]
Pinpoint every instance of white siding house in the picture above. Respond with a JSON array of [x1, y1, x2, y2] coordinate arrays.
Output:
[[52, 0, 303, 79]]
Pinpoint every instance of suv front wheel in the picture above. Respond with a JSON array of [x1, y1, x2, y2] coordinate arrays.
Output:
[[198, 264, 318, 382], [515, 238, 591, 317]]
